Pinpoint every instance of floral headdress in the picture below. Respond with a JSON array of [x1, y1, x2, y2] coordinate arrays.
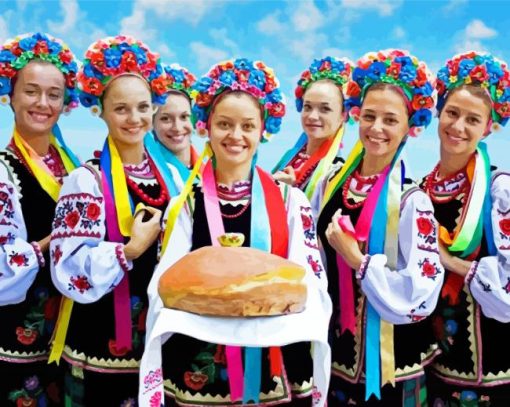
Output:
[[344, 49, 436, 137], [0, 32, 79, 112], [294, 56, 354, 112], [164, 63, 196, 98], [436, 51, 510, 130], [77, 35, 168, 115], [191, 58, 285, 143]]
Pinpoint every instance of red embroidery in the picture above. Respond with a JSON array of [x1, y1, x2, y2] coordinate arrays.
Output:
[[500, 218, 510, 236], [52, 245, 63, 265], [15, 327, 38, 345], [417, 216, 434, 236], [9, 252, 28, 267], [419, 258, 441, 280], [86, 202, 101, 221], [307, 255, 323, 277], [64, 210, 80, 229], [69, 275, 93, 294], [183, 371, 208, 391], [53, 193, 104, 239]]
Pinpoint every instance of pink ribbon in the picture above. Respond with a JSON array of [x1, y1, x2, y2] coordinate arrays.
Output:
[[101, 169, 132, 353], [202, 160, 244, 401], [336, 166, 390, 334]]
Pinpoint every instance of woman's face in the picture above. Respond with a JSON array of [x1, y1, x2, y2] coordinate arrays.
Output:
[[11, 61, 65, 138], [209, 92, 262, 172], [101, 75, 153, 149], [438, 87, 491, 157], [301, 80, 344, 142], [153, 92, 193, 155], [359, 87, 409, 162]]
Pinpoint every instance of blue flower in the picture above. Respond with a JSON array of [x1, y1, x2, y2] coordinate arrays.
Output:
[[79, 92, 99, 108], [367, 61, 386, 81], [132, 46, 147, 65], [131, 296, 141, 309], [265, 116, 282, 134], [437, 67, 450, 83], [399, 65, 417, 82], [487, 62, 504, 85], [295, 98, 304, 112], [352, 67, 368, 87], [117, 42, 131, 53], [167, 68, 184, 83], [248, 69, 266, 89], [459, 391, 477, 402], [331, 60, 345, 73], [234, 58, 251, 70], [310, 59, 322, 74], [458, 59, 476, 78], [220, 368, 228, 381], [0, 77, 11, 95], [84, 64, 104, 80], [0, 50, 16, 62], [266, 89, 282, 103], [104, 48, 122, 68], [19, 36, 37, 51], [444, 319, 458, 335], [33, 32, 49, 42], [192, 106, 207, 123], [499, 88, 510, 102], [219, 71, 236, 86], [395, 56, 413, 67], [411, 108, 432, 127], [152, 93, 167, 105], [415, 83, 433, 96], [149, 64, 163, 81], [47, 40, 62, 55], [193, 77, 213, 93], [344, 97, 361, 111]]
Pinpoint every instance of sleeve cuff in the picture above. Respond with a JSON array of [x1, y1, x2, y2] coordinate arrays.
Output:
[[115, 244, 133, 273], [30, 241, 45, 268], [356, 254, 371, 280], [465, 261, 479, 286]]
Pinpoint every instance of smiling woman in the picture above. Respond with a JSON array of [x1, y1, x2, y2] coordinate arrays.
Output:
[[47, 35, 182, 406], [0, 32, 81, 406]]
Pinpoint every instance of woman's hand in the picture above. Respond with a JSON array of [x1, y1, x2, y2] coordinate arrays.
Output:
[[438, 240, 472, 277], [124, 206, 162, 261], [325, 209, 364, 270], [273, 166, 296, 186], [37, 235, 51, 253]]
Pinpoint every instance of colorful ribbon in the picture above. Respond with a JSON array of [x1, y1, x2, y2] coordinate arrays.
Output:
[[272, 125, 345, 199]]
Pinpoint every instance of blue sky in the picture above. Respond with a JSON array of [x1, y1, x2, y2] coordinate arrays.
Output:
[[0, 0, 509, 178]]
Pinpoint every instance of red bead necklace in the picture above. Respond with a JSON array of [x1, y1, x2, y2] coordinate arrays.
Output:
[[423, 163, 469, 204], [125, 158, 169, 207], [221, 200, 251, 219]]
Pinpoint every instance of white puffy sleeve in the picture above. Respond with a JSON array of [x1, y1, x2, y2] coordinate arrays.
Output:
[[0, 177, 43, 305], [359, 188, 444, 324], [50, 166, 133, 304], [287, 186, 327, 291], [466, 172, 510, 322]]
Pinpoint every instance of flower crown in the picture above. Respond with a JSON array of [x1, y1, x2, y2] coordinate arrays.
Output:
[[0, 32, 79, 112], [77, 35, 168, 115], [344, 49, 436, 136], [191, 58, 285, 143], [295, 56, 354, 112], [164, 63, 196, 98], [437, 51, 510, 128]]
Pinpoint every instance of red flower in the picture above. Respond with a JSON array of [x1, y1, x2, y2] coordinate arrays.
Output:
[[436, 80, 446, 96], [500, 219, 510, 236], [447, 58, 459, 75], [265, 75, 277, 93], [108, 339, 129, 357], [80, 76, 104, 96], [416, 217, 433, 235], [411, 95, 434, 111], [0, 62, 17, 78], [237, 70, 249, 83], [86, 202, 101, 221], [319, 60, 331, 71], [495, 101, 510, 118], [9, 253, 28, 267], [345, 81, 361, 98], [59, 49, 73, 64], [64, 210, 80, 229], [421, 259, 438, 278], [16, 397, 36, 407], [301, 214, 312, 230], [89, 52, 105, 70], [213, 344, 226, 364], [183, 371, 208, 391], [413, 68, 428, 87], [295, 86, 304, 99], [70, 275, 92, 293], [268, 102, 285, 118], [44, 296, 60, 321], [16, 327, 38, 346], [388, 62, 401, 80], [10, 44, 23, 57], [470, 65, 489, 82], [33, 41, 49, 56], [196, 92, 214, 108], [151, 77, 168, 96], [65, 72, 76, 89], [301, 71, 311, 81]]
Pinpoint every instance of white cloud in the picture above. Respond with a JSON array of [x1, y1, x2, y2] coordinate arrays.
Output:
[[0, 16, 8, 44], [209, 28, 239, 56], [340, 0, 403, 16], [442, 0, 468, 13], [291, 1, 324, 32], [157, 44, 175, 59], [465, 19, 497, 39], [454, 39, 488, 54], [120, 6, 156, 41], [190, 42, 228, 70], [393, 26, 405, 39], [257, 11, 285, 35], [133, 0, 218, 26], [321, 47, 354, 61], [288, 32, 328, 62], [47, 0, 79, 34]]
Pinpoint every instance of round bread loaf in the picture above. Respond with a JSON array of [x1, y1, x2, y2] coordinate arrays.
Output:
[[159, 246, 307, 317]]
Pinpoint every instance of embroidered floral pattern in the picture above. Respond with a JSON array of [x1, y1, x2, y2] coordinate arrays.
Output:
[[183, 343, 227, 392], [143, 369, 163, 393], [69, 275, 93, 294], [416, 209, 438, 253], [16, 327, 38, 345], [407, 301, 427, 322], [8, 251, 29, 267], [498, 210, 510, 250], [300, 205, 318, 249], [419, 257, 442, 280], [8, 375, 50, 407], [52, 193, 103, 239], [51, 244, 63, 265], [307, 255, 323, 278], [0, 183, 15, 220], [149, 391, 162, 407], [0, 231, 15, 244]]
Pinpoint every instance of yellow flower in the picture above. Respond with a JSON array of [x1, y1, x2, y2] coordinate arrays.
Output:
[[90, 105, 101, 116], [496, 89, 503, 98], [465, 76, 472, 84], [0, 95, 10, 105], [449, 75, 458, 83]]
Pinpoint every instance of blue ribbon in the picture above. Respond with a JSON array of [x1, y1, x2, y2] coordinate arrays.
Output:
[[152, 131, 194, 183], [271, 132, 307, 173], [479, 142, 497, 256], [365, 142, 406, 401], [143, 133, 180, 197], [52, 124, 81, 167], [243, 347, 262, 404]]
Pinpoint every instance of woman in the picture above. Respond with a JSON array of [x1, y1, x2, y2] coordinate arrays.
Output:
[[314, 49, 444, 405], [273, 56, 352, 200], [49, 35, 180, 405], [422, 52, 510, 406], [153, 64, 200, 184], [141, 58, 332, 406], [0, 32, 80, 405]]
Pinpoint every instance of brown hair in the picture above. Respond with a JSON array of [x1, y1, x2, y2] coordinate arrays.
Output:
[[446, 84, 492, 112]]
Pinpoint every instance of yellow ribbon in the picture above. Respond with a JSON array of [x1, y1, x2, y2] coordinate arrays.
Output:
[[160, 143, 210, 254], [47, 297, 74, 364]]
